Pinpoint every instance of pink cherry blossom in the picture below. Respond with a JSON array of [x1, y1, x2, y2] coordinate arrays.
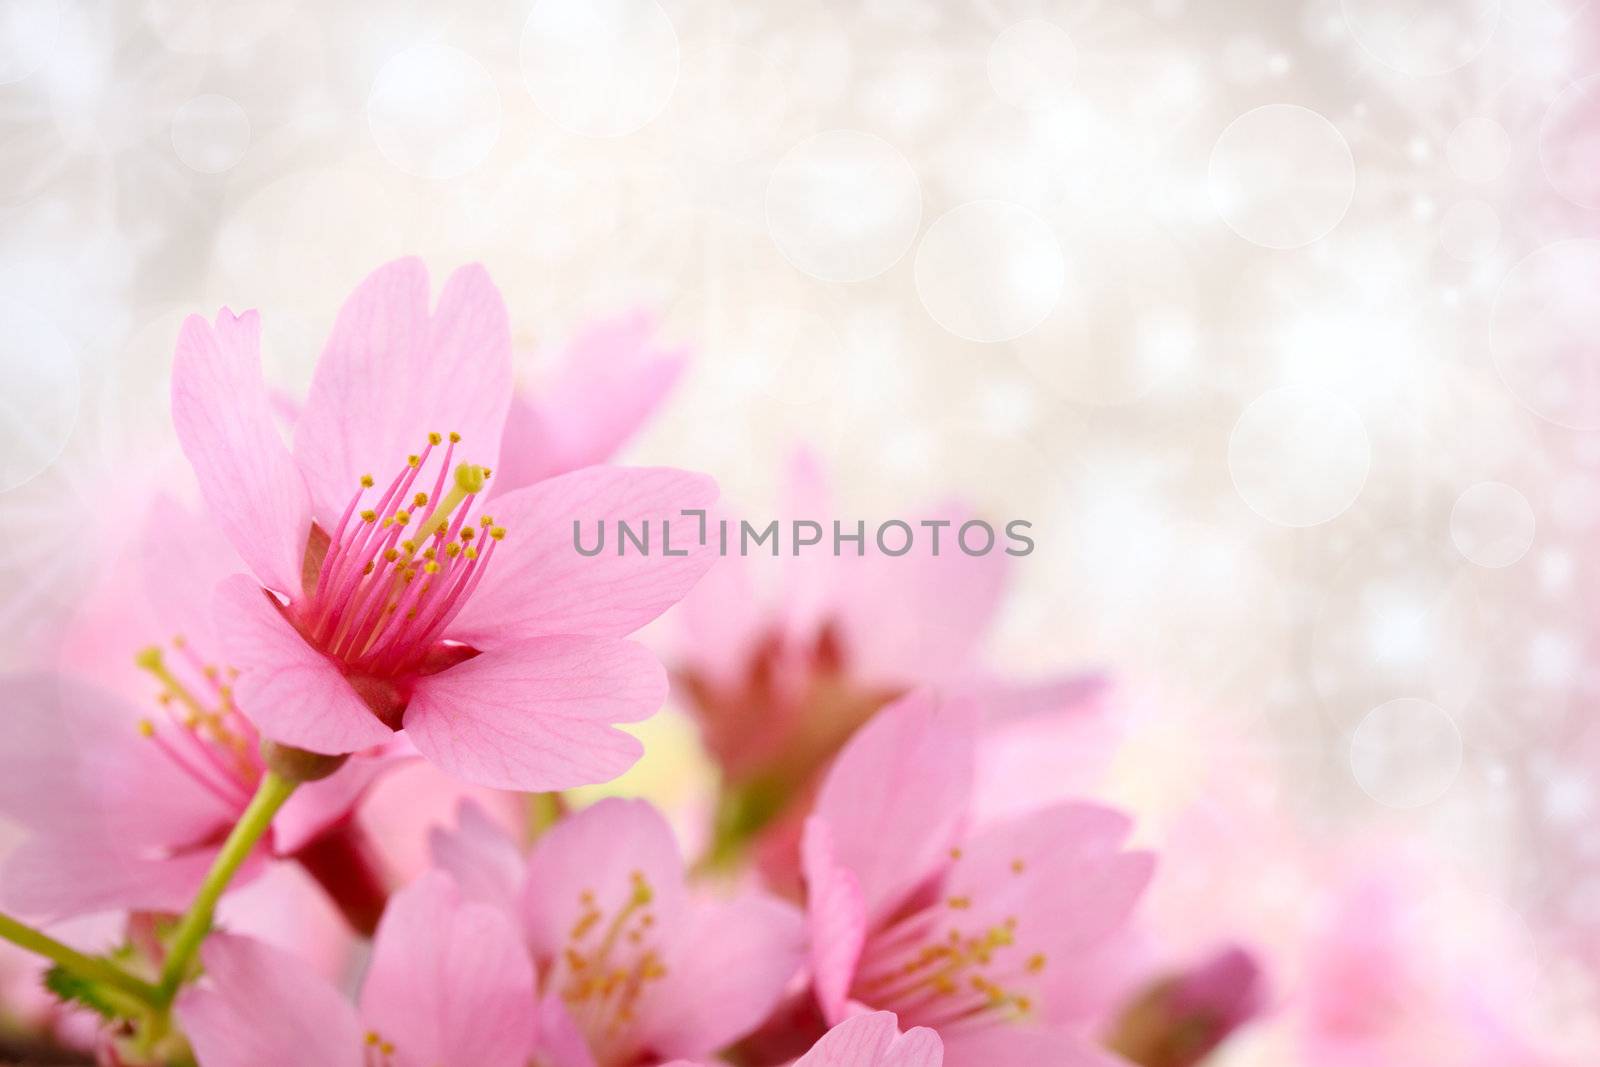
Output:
[[1105, 944, 1265, 1067], [177, 871, 535, 1067], [493, 310, 686, 495], [800, 690, 1153, 1067], [170, 258, 717, 790], [664, 1012, 944, 1067], [0, 494, 400, 930], [430, 797, 805, 1066]]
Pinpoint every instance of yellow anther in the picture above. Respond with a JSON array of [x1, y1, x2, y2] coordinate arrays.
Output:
[[947, 896, 972, 910], [384, 548, 400, 562], [480, 515, 494, 528], [428, 431, 443, 445], [448, 431, 461, 442], [137, 719, 155, 737], [360, 473, 375, 488], [490, 526, 506, 541], [465, 546, 478, 560], [360, 509, 377, 523], [424, 561, 440, 574], [172, 634, 187, 648], [363, 562, 375, 575], [394, 511, 410, 526], [401, 540, 417, 554], [1026, 953, 1047, 973], [421, 547, 436, 561], [460, 527, 475, 542], [1011, 858, 1026, 874], [630, 871, 654, 905], [446, 543, 462, 558], [135, 646, 164, 671], [413, 492, 429, 507], [407, 454, 420, 468]]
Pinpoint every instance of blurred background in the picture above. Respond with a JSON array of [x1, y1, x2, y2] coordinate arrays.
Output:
[[3, 0, 1600, 1059]]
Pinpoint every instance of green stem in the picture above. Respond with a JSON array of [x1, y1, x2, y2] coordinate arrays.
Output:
[[0, 910, 160, 1004], [157, 771, 297, 1001]]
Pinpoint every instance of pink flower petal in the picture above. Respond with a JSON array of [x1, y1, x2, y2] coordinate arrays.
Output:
[[294, 258, 513, 525], [633, 893, 806, 1059], [2, 835, 233, 922], [802, 817, 868, 1026], [359, 871, 537, 1067], [534, 991, 602, 1067], [447, 466, 719, 645], [214, 574, 393, 754], [273, 743, 416, 855], [794, 1013, 945, 1067], [403, 635, 665, 791], [0, 673, 235, 848], [813, 690, 977, 922], [493, 311, 686, 495], [178, 934, 364, 1067], [522, 798, 688, 965], [171, 308, 311, 595], [428, 799, 527, 915]]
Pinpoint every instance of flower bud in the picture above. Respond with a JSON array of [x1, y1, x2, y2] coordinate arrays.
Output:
[[1108, 945, 1266, 1067]]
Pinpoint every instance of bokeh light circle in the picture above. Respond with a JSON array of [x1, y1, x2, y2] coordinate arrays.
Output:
[[0, 301, 79, 492], [987, 19, 1077, 111], [1341, 0, 1502, 77], [520, 0, 679, 138], [1446, 116, 1511, 184], [766, 130, 922, 283], [1451, 482, 1535, 568], [1209, 104, 1355, 250], [1350, 698, 1463, 808], [914, 200, 1064, 342], [368, 45, 500, 179], [171, 93, 250, 174], [1540, 75, 1600, 209], [1229, 387, 1370, 527], [1491, 240, 1600, 429], [0, 0, 57, 84]]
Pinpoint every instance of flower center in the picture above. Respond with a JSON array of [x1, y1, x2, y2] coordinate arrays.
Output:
[[553, 871, 668, 1064], [134, 639, 262, 813], [302, 432, 507, 678], [852, 851, 1043, 1029]]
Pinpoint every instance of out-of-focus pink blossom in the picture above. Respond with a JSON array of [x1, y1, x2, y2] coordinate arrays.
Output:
[[664, 1011, 944, 1067], [430, 797, 805, 1066], [1106, 945, 1266, 1067], [177, 871, 535, 1067], [799, 690, 1152, 1067], [169, 257, 717, 790]]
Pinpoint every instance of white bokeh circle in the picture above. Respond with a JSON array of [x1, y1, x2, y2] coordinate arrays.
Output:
[[1437, 199, 1500, 262], [1540, 75, 1600, 209], [1451, 482, 1535, 568], [1209, 105, 1355, 250], [1229, 387, 1370, 527], [1350, 698, 1463, 808], [1341, 0, 1502, 77], [0, 302, 79, 492], [368, 45, 500, 180], [987, 19, 1077, 111], [0, 0, 57, 84], [520, 0, 678, 138], [171, 93, 250, 174], [1491, 240, 1600, 430], [1446, 116, 1511, 184], [914, 200, 1064, 342], [766, 130, 922, 283]]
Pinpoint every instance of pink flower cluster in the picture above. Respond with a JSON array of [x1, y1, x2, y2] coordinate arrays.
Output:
[[0, 259, 1567, 1067]]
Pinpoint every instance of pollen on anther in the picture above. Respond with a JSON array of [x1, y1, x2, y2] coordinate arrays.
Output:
[[394, 511, 410, 526], [407, 454, 420, 468], [135, 646, 163, 670], [490, 526, 506, 541], [424, 561, 440, 574], [360, 509, 378, 523], [464, 546, 478, 560], [460, 527, 475, 542], [428, 431, 443, 445], [446, 543, 462, 558], [384, 548, 400, 562], [1011, 858, 1026, 874], [448, 431, 461, 443], [413, 492, 429, 507], [360, 473, 375, 488], [137, 719, 155, 737]]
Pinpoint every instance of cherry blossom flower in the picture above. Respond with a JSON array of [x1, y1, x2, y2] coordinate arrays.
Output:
[[170, 258, 716, 790], [430, 797, 805, 1066], [664, 1012, 943, 1067], [1106, 945, 1265, 1067], [800, 690, 1153, 1067], [177, 871, 535, 1067]]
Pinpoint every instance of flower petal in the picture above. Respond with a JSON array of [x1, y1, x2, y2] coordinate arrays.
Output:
[[802, 817, 868, 1026], [634, 892, 806, 1059], [178, 934, 364, 1067], [447, 466, 719, 645], [294, 259, 513, 524], [359, 871, 537, 1067], [813, 690, 977, 922], [428, 799, 527, 915], [794, 1013, 945, 1067], [171, 308, 311, 595], [273, 742, 416, 854], [403, 635, 664, 791], [939, 1027, 1123, 1067], [214, 574, 393, 754], [493, 311, 686, 494], [2, 835, 232, 922], [522, 798, 688, 965]]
